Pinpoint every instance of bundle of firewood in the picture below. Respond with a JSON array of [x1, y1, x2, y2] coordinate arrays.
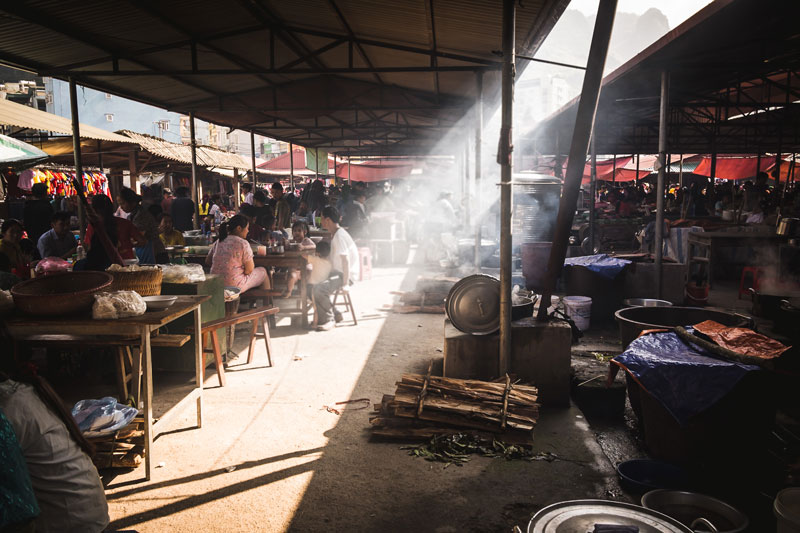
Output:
[[87, 416, 145, 469], [370, 370, 539, 444], [387, 276, 458, 314]]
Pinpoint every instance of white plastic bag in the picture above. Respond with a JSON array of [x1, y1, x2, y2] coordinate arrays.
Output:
[[72, 397, 138, 437], [92, 290, 147, 319], [160, 263, 206, 283]]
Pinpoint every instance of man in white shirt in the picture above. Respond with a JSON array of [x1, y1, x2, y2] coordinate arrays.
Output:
[[313, 206, 360, 331]]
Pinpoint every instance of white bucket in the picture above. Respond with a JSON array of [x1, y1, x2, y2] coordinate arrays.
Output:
[[775, 487, 800, 533], [563, 296, 592, 331]]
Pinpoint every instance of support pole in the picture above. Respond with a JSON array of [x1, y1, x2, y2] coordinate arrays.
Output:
[[589, 134, 597, 253], [347, 155, 351, 185], [234, 168, 240, 209], [289, 143, 295, 192], [635, 153, 641, 187], [612, 154, 616, 184], [315, 148, 320, 181], [189, 111, 199, 229], [68, 78, 85, 239], [498, 0, 515, 375], [474, 71, 483, 271], [464, 141, 471, 228], [250, 131, 257, 190], [537, 0, 617, 320], [654, 71, 670, 299]]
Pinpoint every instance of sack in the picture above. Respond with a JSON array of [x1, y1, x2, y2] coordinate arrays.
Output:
[[160, 263, 206, 283]]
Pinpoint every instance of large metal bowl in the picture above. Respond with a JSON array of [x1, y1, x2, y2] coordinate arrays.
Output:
[[623, 298, 673, 308], [642, 490, 749, 533], [614, 306, 751, 348]]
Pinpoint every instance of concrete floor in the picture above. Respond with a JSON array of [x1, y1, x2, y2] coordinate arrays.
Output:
[[96, 253, 624, 532]]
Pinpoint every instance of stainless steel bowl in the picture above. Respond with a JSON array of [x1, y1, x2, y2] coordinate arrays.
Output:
[[623, 298, 673, 308], [641, 490, 749, 533]]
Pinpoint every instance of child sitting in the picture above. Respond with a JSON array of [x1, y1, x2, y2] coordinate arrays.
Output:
[[304, 241, 333, 327], [282, 221, 317, 297]]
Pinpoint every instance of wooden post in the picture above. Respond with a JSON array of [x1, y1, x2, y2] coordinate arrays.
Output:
[[538, 0, 617, 319], [347, 155, 351, 185], [655, 71, 670, 299], [289, 142, 295, 192], [68, 78, 85, 239], [498, 0, 515, 375], [189, 112, 199, 229], [234, 168, 240, 209], [589, 134, 597, 253]]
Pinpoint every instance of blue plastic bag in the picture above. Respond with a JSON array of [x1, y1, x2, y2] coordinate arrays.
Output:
[[563, 254, 631, 279], [71, 397, 138, 438]]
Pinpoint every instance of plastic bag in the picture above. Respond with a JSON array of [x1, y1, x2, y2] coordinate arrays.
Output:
[[92, 290, 146, 319], [35, 257, 71, 275], [160, 263, 205, 283], [71, 397, 138, 437], [0, 290, 13, 314]]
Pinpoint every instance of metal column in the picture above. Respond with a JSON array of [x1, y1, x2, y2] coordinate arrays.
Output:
[[234, 168, 240, 209], [537, 0, 617, 319], [68, 78, 85, 239], [250, 131, 257, 190], [347, 155, 351, 185], [589, 134, 597, 253], [315, 148, 320, 181], [498, 0, 515, 375], [464, 141, 471, 228], [654, 71, 670, 299], [474, 71, 483, 271], [189, 112, 199, 229]]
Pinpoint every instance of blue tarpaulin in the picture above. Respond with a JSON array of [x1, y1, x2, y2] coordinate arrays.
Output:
[[612, 331, 760, 425], [563, 254, 631, 279]]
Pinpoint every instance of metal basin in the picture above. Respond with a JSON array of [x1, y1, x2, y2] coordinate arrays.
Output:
[[642, 490, 749, 533], [614, 306, 750, 349], [623, 298, 673, 308]]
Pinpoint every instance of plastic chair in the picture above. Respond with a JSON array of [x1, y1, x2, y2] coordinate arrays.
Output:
[[738, 266, 765, 299], [358, 247, 372, 281]]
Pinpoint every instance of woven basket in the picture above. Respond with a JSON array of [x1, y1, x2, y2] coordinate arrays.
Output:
[[108, 268, 163, 296]]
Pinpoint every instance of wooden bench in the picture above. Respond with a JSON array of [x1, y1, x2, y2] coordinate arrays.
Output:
[[239, 288, 284, 328], [189, 306, 279, 387]]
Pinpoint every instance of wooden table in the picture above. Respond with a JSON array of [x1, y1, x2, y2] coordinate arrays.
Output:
[[688, 230, 781, 287], [254, 252, 311, 326], [4, 295, 210, 481]]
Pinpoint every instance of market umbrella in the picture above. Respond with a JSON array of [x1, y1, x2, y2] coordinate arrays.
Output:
[[0, 134, 48, 167]]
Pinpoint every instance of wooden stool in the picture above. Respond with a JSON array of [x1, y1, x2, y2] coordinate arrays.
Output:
[[332, 286, 357, 326], [193, 306, 280, 387], [239, 288, 283, 328]]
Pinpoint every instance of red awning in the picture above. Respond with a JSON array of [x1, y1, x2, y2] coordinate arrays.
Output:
[[693, 156, 773, 180], [257, 148, 331, 175], [335, 161, 415, 182]]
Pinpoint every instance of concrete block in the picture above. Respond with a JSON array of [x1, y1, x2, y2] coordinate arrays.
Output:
[[443, 318, 572, 406]]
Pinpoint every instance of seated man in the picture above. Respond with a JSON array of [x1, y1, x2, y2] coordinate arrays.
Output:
[[158, 213, 186, 246], [37, 211, 77, 259], [312, 206, 360, 331], [239, 204, 267, 243]]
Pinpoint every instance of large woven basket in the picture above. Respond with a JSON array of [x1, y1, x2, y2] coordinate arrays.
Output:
[[108, 268, 163, 296]]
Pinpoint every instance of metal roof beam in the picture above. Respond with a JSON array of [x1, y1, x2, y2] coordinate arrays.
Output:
[[40, 66, 497, 76], [327, 0, 383, 85]]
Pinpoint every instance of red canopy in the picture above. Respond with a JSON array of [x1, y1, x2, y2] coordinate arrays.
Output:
[[257, 148, 331, 174], [693, 156, 773, 180], [335, 161, 414, 182]]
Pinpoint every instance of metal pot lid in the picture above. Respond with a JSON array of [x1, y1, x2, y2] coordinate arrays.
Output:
[[528, 500, 692, 533], [446, 274, 500, 335]]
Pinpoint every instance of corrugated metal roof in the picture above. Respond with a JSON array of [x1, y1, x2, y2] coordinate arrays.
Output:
[[0, 98, 134, 143], [120, 130, 251, 169], [0, 0, 569, 156]]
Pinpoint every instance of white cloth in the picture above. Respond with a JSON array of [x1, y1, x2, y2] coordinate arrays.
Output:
[[307, 255, 332, 285], [330, 226, 360, 283], [0, 380, 109, 533], [244, 192, 254, 205]]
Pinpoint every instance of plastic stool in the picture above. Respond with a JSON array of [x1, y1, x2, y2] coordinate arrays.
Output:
[[738, 266, 765, 299], [358, 247, 372, 281]]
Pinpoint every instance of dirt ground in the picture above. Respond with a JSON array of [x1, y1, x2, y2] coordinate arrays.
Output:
[[96, 252, 625, 532]]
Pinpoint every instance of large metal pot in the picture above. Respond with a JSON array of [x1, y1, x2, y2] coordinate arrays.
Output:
[[614, 306, 751, 349], [527, 499, 692, 532], [749, 287, 800, 320], [642, 490, 749, 533], [624, 298, 673, 308]]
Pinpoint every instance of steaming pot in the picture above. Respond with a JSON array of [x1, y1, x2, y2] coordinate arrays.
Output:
[[776, 217, 799, 236]]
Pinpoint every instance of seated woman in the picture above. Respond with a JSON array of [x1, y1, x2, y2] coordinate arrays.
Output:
[[0, 219, 30, 279], [82, 194, 145, 271], [118, 187, 167, 264], [283, 221, 316, 297], [205, 214, 270, 293]]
